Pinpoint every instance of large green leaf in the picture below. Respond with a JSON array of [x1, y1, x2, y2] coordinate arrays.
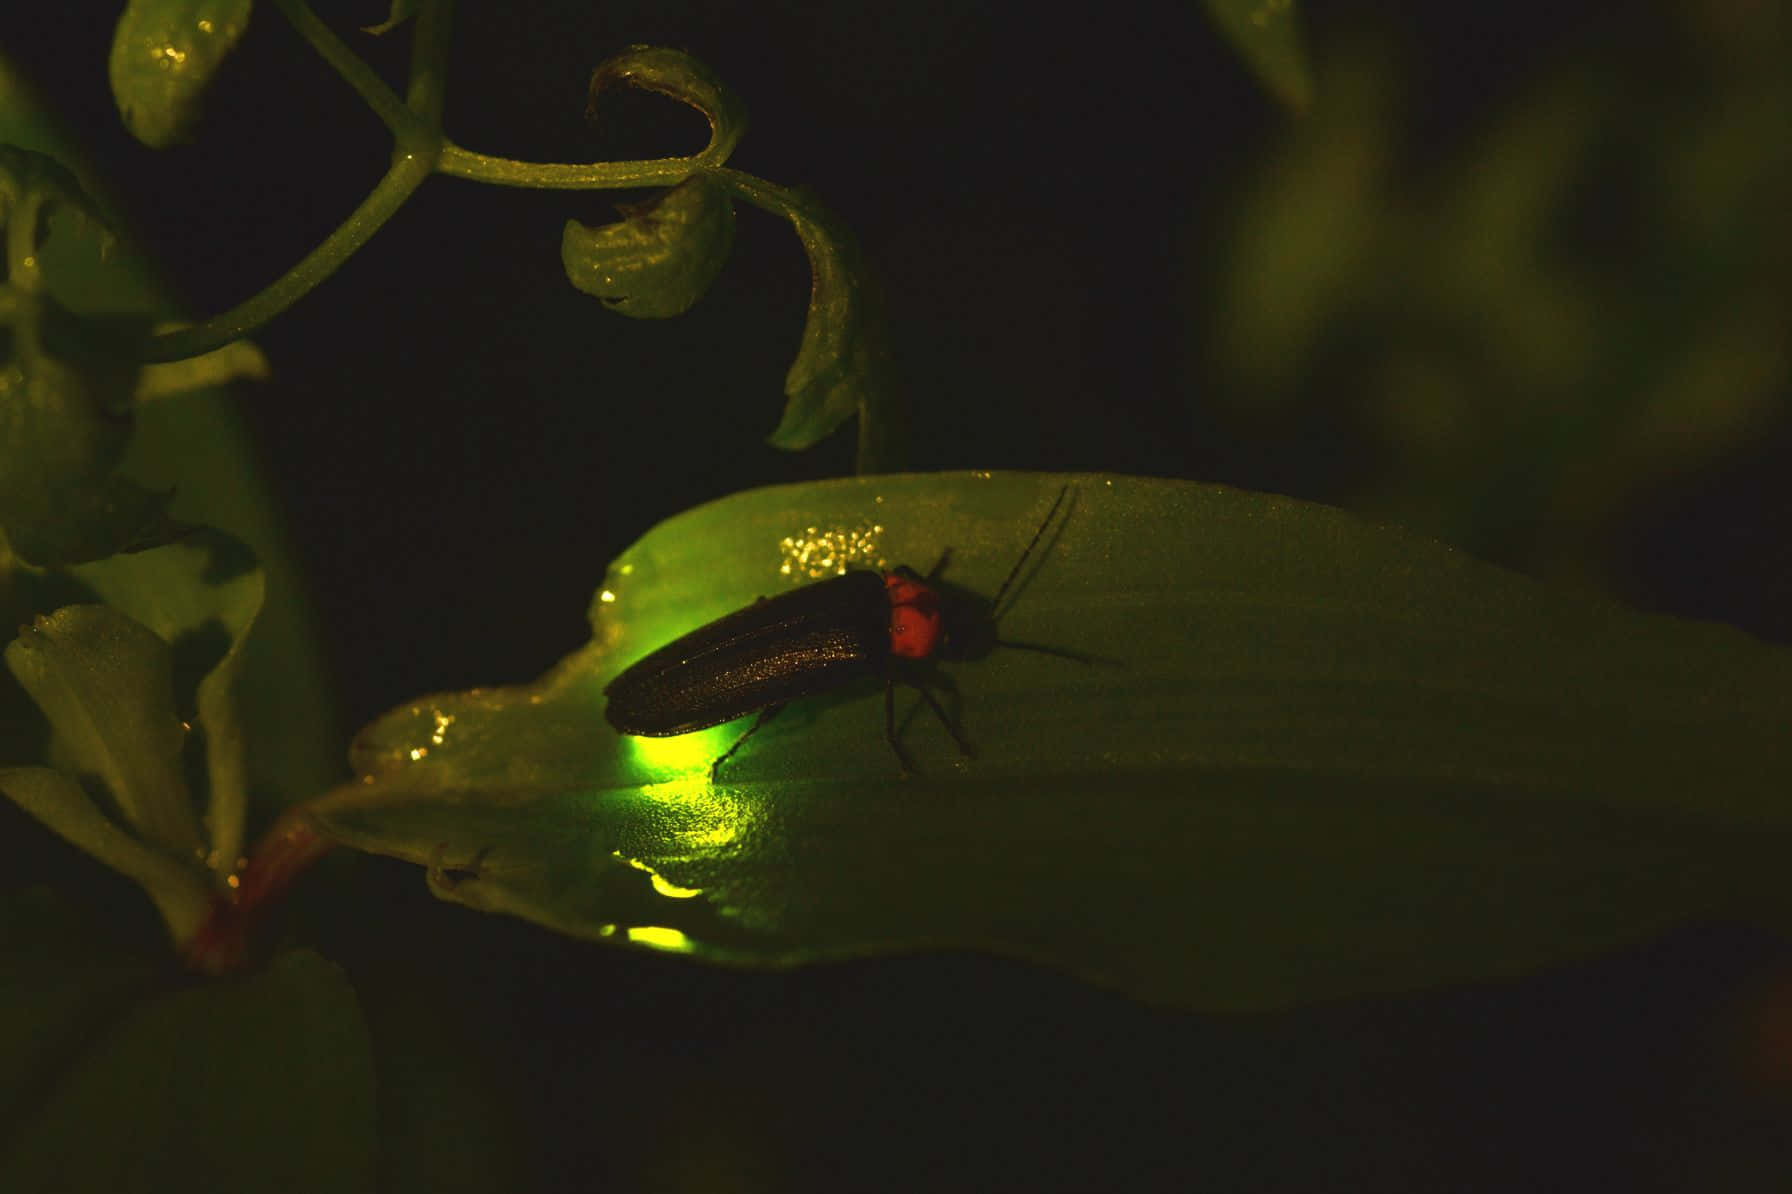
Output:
[[312, 472, 1792, 1011]]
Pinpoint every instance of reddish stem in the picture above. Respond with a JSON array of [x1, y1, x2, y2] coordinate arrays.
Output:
[[180, 812, 336, 975]]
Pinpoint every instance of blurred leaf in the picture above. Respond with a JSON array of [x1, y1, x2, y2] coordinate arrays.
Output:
[[1, 53, 339, 807], [108, 0, 253, 149], [0, 144, 110, 253], [1202, 0, 1313, 111], [586, 44, 748, 166], [562, 174, 735, 318], [314, 473, 1792, 1011], [1204, 33, 1792, 573], [0, 947, 376, 1193], [355, 979, 520, 1194], [5, 606, 203, 861], [0, 293, 146, 565], [0, 888, 161, 1120], [1425, 75, 1613, 387], [0, 472, 190, 567], [1210, 46, 1390, 398], [1556, 300, 1790, 533]]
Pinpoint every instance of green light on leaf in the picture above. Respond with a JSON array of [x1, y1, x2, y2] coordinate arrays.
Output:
[[612, 852, 704, 899], [309, 473, 1792, 1011], [623, 926, 694, 952], [620, 723, 736, 778]]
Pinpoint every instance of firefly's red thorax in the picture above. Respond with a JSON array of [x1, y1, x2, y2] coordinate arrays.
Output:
[[884, 570, 943, 660]]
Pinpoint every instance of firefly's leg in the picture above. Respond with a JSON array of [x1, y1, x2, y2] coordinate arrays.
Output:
[[914, 684, 974, 757], [884, 679, 916, 777], [710, 704, 785, 781]]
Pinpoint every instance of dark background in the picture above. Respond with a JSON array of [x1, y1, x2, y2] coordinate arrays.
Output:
[[14, 2, 1792, 1189]]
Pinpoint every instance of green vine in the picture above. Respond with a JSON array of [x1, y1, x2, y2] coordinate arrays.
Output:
[[125, 0, 891, 467]]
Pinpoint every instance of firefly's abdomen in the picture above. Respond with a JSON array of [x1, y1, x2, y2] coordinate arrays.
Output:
[[603, 570, 891, 736]]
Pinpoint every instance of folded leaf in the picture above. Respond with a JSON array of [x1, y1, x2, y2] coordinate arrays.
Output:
[[770, 201, 892, 459], [562, 174, 735, 318], [5, 605, 202, 861], [75, 529, 266, 876], [0, 888, 161, 1118]]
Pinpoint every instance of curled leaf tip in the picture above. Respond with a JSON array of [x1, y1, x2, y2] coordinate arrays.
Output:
[[585, 45, 747, 165], [361, 0, 417, 36]]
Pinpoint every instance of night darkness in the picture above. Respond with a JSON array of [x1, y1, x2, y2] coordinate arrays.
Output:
[[9, 2, 1792, 1190]]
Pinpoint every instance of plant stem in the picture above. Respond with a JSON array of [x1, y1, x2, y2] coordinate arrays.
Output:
[[181, 809, 336, 975], [268, 0, 425, 143], [135, 152, 435, 363], [435, 146, 699, 190], [135, 0, 461, 364], [404, 0, 455, 128], [707, 167, 817, 219]]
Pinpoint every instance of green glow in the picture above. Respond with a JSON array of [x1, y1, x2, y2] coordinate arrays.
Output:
[[623, 724, 735, 776], [610, 850, 703, 899], [675, 823, 741, 851], [637, 778, 747, 852], [648, 874, 698, 898], [625, 925, 693, 952]]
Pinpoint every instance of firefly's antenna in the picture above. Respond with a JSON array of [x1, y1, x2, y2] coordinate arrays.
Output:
[[990, 485, 1072, 621]]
